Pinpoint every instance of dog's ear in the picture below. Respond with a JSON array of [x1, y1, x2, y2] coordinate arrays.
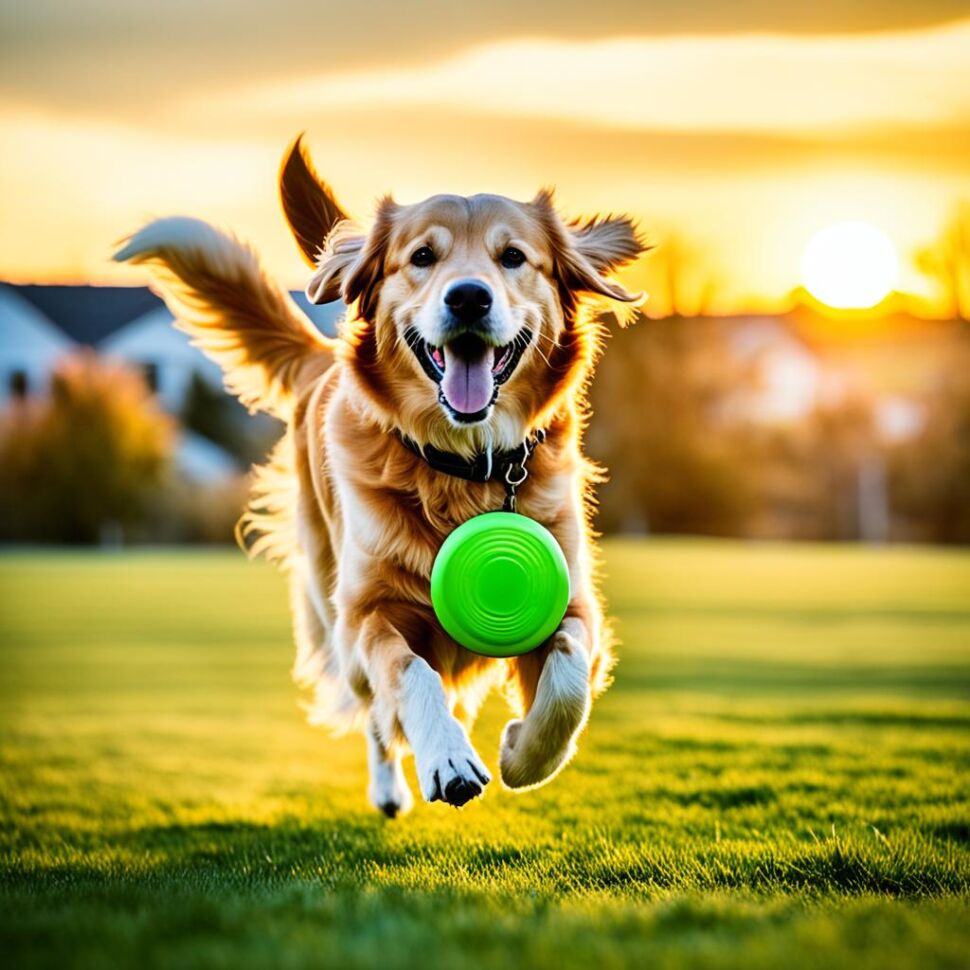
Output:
[[532, 189, 645, 306], [279, 134, 349, 267], [340, 197, 398, 320], [305, 227, 365, 305], [570, 215, 645, 275], [307, 197, 398, 319]]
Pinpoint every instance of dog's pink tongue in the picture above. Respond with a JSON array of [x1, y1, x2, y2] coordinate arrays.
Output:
[[441, 343, 494, 415]]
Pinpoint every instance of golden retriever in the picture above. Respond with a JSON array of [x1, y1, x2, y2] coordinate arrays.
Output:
[[114, 137, 645, 815]]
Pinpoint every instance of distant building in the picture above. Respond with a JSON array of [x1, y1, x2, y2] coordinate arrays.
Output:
[[719, 315, 847, 424], [0, 283, 343, 481], [0, 286, 76, 405]]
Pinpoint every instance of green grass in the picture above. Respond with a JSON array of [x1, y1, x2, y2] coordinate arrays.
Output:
[[1, 540, 968, 969]]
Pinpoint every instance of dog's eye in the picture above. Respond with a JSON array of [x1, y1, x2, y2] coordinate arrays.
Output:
[[499, 247, 526, 269], [410, 246, 436, 268]]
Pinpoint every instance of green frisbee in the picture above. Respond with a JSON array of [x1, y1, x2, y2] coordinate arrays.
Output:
[[430, 511, 570, 657]]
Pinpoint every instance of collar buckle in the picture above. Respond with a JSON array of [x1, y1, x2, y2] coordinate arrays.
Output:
[[503, 458, 529, 513]]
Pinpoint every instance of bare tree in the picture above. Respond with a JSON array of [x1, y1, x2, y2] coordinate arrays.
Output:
[[645, 233, 720, 318], [915, 202, 970, 321]]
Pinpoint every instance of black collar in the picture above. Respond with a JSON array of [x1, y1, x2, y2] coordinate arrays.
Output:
[[397, 429, 545, 484]]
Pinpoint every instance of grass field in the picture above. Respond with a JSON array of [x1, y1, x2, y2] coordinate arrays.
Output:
[[1, 540, 968, 969]]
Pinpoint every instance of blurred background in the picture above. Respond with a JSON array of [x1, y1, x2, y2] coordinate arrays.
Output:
[[1, 2, 968, 545], [2, 8, 969, 966]]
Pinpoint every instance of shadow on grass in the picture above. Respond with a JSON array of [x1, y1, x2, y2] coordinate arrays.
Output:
[[3, 815, 966, 901]]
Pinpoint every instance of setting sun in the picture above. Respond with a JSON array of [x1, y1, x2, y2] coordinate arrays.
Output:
[[801, 221, 899, 310]]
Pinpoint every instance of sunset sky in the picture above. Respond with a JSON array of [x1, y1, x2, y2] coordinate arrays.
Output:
[[2, 1, 969, 313]]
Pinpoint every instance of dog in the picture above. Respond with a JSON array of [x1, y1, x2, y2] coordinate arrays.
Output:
[[114, 136, 645, 816]]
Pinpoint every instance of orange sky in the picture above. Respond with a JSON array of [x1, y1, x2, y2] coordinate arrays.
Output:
[[1, 4, 968, 314]]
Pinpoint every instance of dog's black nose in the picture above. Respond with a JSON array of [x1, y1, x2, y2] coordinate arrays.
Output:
[[444, 280, 493, 325]]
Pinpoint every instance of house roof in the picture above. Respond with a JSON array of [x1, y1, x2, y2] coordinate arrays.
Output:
[[0, 286, 77, 359], [3, 283, 342, 344], [7, 284, 164, 346]]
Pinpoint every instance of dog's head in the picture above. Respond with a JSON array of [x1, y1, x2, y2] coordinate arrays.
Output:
[[281, 137, 645, 451]]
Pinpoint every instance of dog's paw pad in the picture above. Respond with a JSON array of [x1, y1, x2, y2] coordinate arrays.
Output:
[[444, 774, 480, 808]]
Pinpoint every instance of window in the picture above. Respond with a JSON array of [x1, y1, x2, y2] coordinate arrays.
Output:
[[9, 370, 28, 399], [140, 362, 159, 393]]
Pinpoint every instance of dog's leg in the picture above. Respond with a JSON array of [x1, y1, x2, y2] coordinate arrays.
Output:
[[398, 657, 493, 807], [366, 716, 413, 818], [361, 615, 491, 808], [499, 616, 592, 790]]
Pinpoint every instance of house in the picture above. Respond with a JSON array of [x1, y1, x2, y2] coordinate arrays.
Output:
[[98, 304, 226, 413], [0, 282, 344, 480], [720, 315, 844, 424], [0, 286, 76, 405], [2, 283, 342, 407]]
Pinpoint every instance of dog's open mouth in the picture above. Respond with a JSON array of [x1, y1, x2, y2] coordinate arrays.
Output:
[[405, 328, 532, 423]]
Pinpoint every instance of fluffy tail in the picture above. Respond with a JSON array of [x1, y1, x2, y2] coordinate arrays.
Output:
[[113, 217, 331, 417]]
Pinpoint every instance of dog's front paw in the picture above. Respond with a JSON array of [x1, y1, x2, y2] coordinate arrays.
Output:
[[500, 640, 591, 790], [415, 732, 491, 808], [499, 718, 570, 789], [498, 717, 537, 788]]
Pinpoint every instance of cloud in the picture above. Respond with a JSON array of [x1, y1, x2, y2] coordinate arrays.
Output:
[[186, 19, 970, 136], [3, 2, 970, 114], [2, 6, 968, 305]]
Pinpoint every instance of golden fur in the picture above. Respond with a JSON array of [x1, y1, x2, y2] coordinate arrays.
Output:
[[114, 136, 646, 814]]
